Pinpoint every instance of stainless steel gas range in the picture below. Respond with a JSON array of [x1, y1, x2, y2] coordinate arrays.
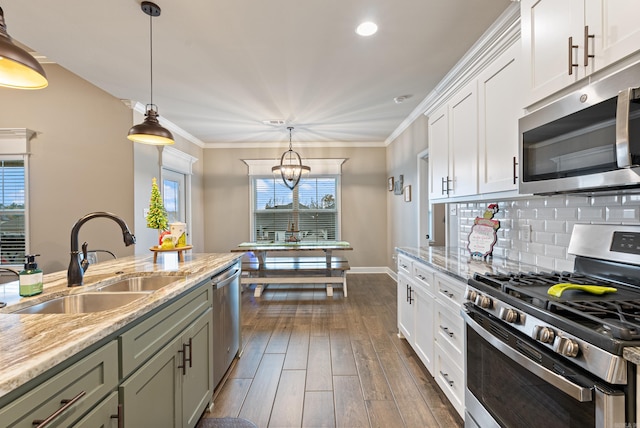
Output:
[[463, 223, 640, 428]]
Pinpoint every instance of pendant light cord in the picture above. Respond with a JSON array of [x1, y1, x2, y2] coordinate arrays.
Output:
[[149, 11, 154, 106]]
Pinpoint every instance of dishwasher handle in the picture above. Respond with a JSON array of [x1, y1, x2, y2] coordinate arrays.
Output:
[[211, 266, 241, 289]]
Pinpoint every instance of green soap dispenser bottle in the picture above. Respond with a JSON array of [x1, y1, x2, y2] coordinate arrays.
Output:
[[19, 254, 43, 297]]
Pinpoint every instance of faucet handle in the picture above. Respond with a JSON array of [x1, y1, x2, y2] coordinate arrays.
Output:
[[81, 242, 89, 272]]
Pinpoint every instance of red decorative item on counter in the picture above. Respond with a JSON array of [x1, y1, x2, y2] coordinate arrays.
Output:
[[159, 230, 171, 245]]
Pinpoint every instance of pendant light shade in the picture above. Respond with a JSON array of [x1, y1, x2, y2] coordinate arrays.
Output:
[[0, 7, 48, 90], [127, 105, 174, 145], [127, 1, 174, 145], [272, 127, 310, 190]]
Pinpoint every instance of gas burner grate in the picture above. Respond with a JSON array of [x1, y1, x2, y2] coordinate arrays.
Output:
[[549, 300, 640, 340]]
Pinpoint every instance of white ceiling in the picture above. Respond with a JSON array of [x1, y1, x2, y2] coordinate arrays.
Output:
[[3, 0, 512, 146]]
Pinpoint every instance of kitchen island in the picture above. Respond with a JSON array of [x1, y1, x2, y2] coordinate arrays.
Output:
[[0, 252, 241, 427]]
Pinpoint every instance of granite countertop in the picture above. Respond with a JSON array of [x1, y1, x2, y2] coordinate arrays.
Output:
[[396, 246, 541, 282], [398, 246, 640, 366], [0, 252, 241, 398]]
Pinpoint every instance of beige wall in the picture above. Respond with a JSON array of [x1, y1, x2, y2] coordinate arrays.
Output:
[[202, 146, 388, 268], [385, 115, 429, 270], [0, 64, 135, 273]]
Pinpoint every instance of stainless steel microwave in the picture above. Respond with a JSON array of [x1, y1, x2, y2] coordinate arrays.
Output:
[[519, 62, 640, 195]]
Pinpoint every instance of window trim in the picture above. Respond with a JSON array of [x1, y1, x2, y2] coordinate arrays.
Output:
[[245, 158, 346, 243], [0, 128, 35, 267]]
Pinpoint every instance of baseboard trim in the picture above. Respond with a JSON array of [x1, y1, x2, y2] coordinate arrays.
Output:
[[347, 267, 396, 280]]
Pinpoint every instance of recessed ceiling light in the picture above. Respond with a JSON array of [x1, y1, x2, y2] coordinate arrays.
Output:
[[262, 120, 286, 126], [356, 22, 378, 37], [394, 95, 413, 104]]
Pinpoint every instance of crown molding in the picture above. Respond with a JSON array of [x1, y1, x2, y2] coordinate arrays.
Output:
[[385, 3, 521, 145]]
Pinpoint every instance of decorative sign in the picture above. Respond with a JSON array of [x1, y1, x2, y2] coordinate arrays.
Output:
[[467, 204, 500, 259]]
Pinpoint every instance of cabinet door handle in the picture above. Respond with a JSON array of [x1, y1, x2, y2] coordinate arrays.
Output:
[[440, 325, 454, 337], [512, 156, 518, 185], [568, 36, 579, 75], [406, 284, 410, 303], [178, 338, 193, 375], [584, 26, 594, 66], [32, 391, 86, 427], [111, 404, 124, 428], [441, 177, 447, 195], [439, 371, 454, 387], [408, 287, 414, 304], [185, 338, 193, 368]]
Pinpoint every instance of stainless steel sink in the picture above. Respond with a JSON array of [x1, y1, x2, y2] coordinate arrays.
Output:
[[95, 275, 184, 292], [12, 292, 149, 314]]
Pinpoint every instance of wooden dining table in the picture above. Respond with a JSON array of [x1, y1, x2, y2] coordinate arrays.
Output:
[[230, 241, 353, 296]]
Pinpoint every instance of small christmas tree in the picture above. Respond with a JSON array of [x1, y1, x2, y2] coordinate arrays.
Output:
[[146, 177, 168, 231]]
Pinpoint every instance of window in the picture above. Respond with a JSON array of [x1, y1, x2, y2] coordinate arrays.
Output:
[[0, 129, 32, 267], [162, 168, 186, 223], [245, 158, 346, 243], [253, 176, 339, 242], [0, 158, 26, 265]]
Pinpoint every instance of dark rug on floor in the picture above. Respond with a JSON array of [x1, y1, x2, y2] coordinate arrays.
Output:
[[196, 417, 258, 428]]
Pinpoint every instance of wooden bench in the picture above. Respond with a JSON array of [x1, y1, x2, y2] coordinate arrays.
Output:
[[241, 255, 350, 297]]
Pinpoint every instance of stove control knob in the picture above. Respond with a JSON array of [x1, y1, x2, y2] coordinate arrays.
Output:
[[464, 289, 478, 302], [499, 308, 520, 323], [475, 294, 492, 309], [555, 337, 579, 358], [532, 326, 555, 344]]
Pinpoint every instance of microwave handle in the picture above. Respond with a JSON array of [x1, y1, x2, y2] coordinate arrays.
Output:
[[616, 87, 639, 168]]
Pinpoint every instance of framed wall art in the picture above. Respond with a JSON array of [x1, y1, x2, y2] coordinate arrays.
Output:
[[394, 174, 404, 195], [403, 185, 411, 202]]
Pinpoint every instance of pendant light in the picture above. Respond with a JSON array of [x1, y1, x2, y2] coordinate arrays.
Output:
[[272, 127, 310, 190], [0, 7, 47, 89], [127, 1, 174, 145]]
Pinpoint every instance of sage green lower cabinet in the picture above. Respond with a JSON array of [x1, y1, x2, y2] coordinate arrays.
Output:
[[120, 308, 213, 428], [0, 340, 118, 427], [71, 391, 120, 427], [119, 279, 214, 428], [182, 308, 214, 428], [120, 332, 183, 427]]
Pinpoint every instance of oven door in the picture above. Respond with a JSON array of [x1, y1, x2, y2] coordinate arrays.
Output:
[[462, 305, 627, 428]]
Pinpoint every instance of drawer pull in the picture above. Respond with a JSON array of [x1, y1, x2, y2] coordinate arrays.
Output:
[[400, 263, 408, 269], [440, 325, 454, 337], [32, 390, 86, 427], [111, 403, 124, 428], [417, 274, 426, 281], [439, 371, 454, 387], [440, 289, 454, 299]]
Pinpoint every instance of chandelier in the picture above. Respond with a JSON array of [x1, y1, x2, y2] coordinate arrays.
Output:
[[272, 127, 310, 190]]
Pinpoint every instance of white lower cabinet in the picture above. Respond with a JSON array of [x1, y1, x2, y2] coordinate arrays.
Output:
[[413, 284, 435, 374], [396, 253, 466, 419]]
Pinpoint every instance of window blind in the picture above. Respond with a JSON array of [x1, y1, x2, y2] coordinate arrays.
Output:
[[0, 160, 25, 265], [253, 176, 339, 242]]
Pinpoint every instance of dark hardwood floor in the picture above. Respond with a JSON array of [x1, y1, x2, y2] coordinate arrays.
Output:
[[202, 274, 463, 428]]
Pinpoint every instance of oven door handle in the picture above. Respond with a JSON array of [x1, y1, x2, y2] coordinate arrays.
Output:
[[462, 309, 593, 402]]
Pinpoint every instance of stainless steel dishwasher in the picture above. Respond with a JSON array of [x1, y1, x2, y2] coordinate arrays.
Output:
[[211, 261, 241, 388]]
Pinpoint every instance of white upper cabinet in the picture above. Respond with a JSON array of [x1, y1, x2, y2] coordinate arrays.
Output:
[[448, 80, 478, 198], [522, 0, 640, 106], [428, 80, 479, 201], [478, 42, 522, 194], [428, 105, 450, 200]]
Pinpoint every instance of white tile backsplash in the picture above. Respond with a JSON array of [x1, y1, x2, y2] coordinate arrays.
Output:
[[454, 194, 640, 270]]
